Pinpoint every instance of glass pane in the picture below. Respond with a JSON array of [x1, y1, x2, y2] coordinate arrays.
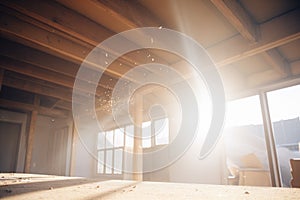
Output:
[[114, 149, 123, 174], [97, 132, 105, 149], [105, 150, 113, 174], [114, 128, 124, 147], [155, 118, 169, 145], [97, 151, 104, 174], [125, 125, 134, 147], [267, 85, 300, 187], [142, 121, 151, 148], [224, 95, 271, 186], [106, 131, 114, 148]]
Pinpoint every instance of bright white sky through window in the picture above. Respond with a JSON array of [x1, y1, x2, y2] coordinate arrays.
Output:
[[225, 85, 300, 128], [225, 95, 262, 127], [267, 84, 300, 122]]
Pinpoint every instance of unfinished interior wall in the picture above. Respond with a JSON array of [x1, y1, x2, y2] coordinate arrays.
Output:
[[0, 109, 27, 172], [71, 116, 98, 178], [30, 115, 73, 176]]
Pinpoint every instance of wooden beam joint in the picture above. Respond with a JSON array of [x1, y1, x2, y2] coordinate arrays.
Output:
[[210, 0, 259, 42]]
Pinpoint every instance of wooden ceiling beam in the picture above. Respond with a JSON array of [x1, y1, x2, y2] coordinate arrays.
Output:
[[0, 55, 112, 96], [0, 38, 79, 77], [0, 39, 117, 91], [0, 98, 68, 118], [2, 74, 80, 104], [209, 8, 300, 67], [0, 0, 111, 47], [53, 100, 72, 111], [291, 60, 300, 76], [262, 49, 291, 77], [0, 69, 4, 91], [0, 56, 75, 89], [210, 0, 258, 42], [0, 0, 171, 75], [0, 1, 168, 80], [246, 59, 300, 89], [56, 0, 162, 31], [0, 7, 133, 81], [88, 0, 161, 29]]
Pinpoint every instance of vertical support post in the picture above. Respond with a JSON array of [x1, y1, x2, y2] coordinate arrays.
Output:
[[0, 69, 4, 91], [259, 92, 281, 187], [133, 93, 143, 181], [24, 95, 39, 173], [69, 121, 77, 176]]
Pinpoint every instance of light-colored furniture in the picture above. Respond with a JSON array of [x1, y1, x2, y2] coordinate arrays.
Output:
[[238, 168, 271, 186], [290, 158, 300, 188]]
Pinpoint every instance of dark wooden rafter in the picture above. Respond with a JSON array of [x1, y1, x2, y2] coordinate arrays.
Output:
[[0, 1, 170, 79], [1, 71, 83, 104], [0, 55, 114, 96], [0, 68, 4, 91], [91, 0, 162, 28], [0, 5, 132, 80], [0, 98, 68, 118]]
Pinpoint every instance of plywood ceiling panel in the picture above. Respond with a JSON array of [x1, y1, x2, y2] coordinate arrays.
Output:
[[277, 39, 300, 62], [139, 0, 238, 47], [56, 0, 130, 33], [240, 0, 300, 24], [229, 54, 271, 76]]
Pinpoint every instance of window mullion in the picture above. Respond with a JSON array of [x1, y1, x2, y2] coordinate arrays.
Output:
[[259, 92, 282, 187]]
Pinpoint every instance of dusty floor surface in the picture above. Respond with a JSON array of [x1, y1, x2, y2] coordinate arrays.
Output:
[[1, 173, 300, 199]]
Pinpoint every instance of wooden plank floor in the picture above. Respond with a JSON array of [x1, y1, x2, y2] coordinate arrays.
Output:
[[1, 173, 300, 199]]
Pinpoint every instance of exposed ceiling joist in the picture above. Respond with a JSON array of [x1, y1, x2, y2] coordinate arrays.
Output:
[[91, 0, 161, 28], [291, 60, 300, 75], [51, 100, 72, 111], [57, 0, 162, 32], [210, 8, 300, 67], [0, 0, 112, 46], [0, 0, 170, 79], [0, 39, 79, 77], [210, 0, 258, 42], [246, 58, 300, 90], [0, 7, 132, 80], [0, 98, 68, 118], [0, 69, 4, 91], [0, 55, 113, 96], [0, 56, 75, 89], [262, 49, 290, 77], [0, 39, 117, 92], [2, 73, 77, 103]]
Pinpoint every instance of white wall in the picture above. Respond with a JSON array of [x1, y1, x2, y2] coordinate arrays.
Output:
[[168, 134, 226, 184]]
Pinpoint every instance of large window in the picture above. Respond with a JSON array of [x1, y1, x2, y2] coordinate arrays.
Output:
[[97, 118, 169, 175], [224, 84, 300, 187], [267, 84, 300, 187], [142, 118, 169, 148], [97, 128, 125, 175], [224, 95, 271, 186]]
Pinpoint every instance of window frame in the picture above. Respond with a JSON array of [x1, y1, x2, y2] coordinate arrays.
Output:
[[96, 117, 170, 176]]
